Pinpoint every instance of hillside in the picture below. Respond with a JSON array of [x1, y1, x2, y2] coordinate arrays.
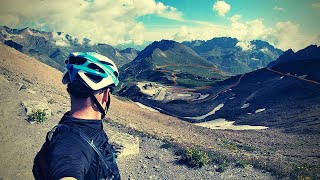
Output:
[[1, 43, 319, 179], [0, 43, 268, 179], [120, 40, 226, 87], [268, 44, 320, 68], [134, 45, 320, 135], [0, 26, 138, 70], [183, 37, 283, 75]]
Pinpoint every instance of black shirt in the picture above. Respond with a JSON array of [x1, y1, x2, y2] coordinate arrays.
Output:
[[47, 112, 111, 180]]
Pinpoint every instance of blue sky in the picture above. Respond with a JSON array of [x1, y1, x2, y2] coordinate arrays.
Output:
[[142, 0, 319, 34], [0, 0, 319, 50]]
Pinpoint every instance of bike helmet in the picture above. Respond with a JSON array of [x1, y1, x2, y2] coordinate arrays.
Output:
[[62, 52, 119, 119], [62, 52, 119, 90]]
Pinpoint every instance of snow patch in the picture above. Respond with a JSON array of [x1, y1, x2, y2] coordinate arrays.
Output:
[[251, 57, 259, 61], [260, 47, 269, 53], [194, 94, 210, 100], [241, 103, 250, 109], [156, 50, 167, 58], [115, 50, 122, 57], [55, 40, 69, 46], [195, 118, 268, 130], [177, 94, 192, 97], [255, 108, 266, 113], [280, 76, 284, 80], [299, 74, 307, 78], [23, 28, 45, 38], [184, 104, 224, 120], [229, 97, 235, 100], [52, 32, 70, 46], [6, 34, 23, 40], [236, 41, 255, 51]]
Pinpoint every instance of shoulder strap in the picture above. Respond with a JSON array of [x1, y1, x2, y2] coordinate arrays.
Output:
[[48, 124, 114, 176], [77, 129, 110, 169]]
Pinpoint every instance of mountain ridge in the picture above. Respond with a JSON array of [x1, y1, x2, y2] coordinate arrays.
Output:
[[268, 44, 320, 68], [120, 39, 226, 87], [1, 42, 320, 179], [183, 37, 283, 75], [0, 26, 139, 70]]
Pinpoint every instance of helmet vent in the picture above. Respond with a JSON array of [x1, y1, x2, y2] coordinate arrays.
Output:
[[84, 73, 103, 83], [100, 61, 113, 66], [69, 57, 87, 65], [113, 71, 119, 78], [87, 63, 105, 73]]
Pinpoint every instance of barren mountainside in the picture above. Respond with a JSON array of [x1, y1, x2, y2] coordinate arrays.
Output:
[[1, 43, 319, 179], [120, 40, 226, 87]]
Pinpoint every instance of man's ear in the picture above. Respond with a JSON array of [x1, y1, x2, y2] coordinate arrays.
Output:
[[102, 88, 110, 104]]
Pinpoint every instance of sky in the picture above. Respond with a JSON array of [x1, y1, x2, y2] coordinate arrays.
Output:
[[0, 0, 319, 50]]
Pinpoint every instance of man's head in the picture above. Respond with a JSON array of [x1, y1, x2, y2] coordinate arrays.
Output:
[[62, 52, 119, 119]]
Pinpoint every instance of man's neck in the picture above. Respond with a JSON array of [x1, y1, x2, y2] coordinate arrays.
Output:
[[70, 107, 101, 120]]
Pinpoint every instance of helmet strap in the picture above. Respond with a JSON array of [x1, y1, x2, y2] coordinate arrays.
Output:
[[90, 94, 107, 119]]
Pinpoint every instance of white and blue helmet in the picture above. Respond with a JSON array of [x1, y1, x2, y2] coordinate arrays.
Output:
[[62, 52, 119, 90]]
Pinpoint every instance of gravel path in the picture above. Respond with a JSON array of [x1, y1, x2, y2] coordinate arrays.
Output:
[[107, 124, 274, 180]]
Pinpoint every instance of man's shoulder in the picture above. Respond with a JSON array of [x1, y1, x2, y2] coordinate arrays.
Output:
[[47, 124, 92, 153]]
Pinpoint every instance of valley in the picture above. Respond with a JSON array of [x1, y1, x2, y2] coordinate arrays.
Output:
[[0, 26, 319, 179]]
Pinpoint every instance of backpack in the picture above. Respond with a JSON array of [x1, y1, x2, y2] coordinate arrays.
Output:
[[32, 124, 120, 180]]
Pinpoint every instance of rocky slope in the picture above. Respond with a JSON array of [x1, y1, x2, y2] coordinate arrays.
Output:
[[1, 43, 319, 179], [120, 40, 226, 88], [132, 45, 320, 135], [268, 44, 320, 68]]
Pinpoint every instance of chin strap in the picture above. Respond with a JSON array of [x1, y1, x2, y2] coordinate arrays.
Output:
[[90, 93, 110, 119]]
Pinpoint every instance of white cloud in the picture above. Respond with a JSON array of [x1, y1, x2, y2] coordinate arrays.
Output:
[[269, 21, 319, 50], [312, 2, 320, 9], [172, 24, 227, 42], [236, 41, 255, 51], [0, 0, 183, 46], [273, 6, 285, 12], [0, 0, 317, 51], [171, 16, 272, 43], [212, 1, 231, 17], [171, 15, 319, 51], [230, 14, 241, 22], [228, 15, 273, 41]]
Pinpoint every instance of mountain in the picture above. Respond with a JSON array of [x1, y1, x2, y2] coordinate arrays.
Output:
[[268, 45, 320, 68], [0, 26, 138, 71], [183, 37, 283, 75], [120, 40, 226, 88], [133, 45, 320, 134], [119, 48, 140, 61], [1, 42, 319, 179]]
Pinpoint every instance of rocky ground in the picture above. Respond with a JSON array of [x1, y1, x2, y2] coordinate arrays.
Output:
[[0, 43, 319, 179], [108, 124, 273, 180], [0, 68, 273, 180]]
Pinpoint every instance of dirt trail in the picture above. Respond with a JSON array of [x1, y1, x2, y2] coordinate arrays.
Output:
[[190, 74, 245, 104], [267, 68, 320, 85], [154, 69, 177, 85], [154, 63, 222, 86], [155, 64, 220, 72]]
